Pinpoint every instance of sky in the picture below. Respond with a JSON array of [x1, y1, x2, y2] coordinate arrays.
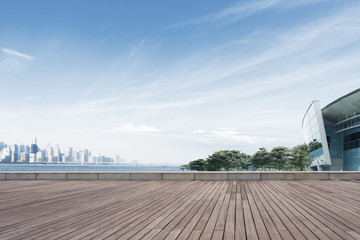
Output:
[[0, 0, 360, 164]]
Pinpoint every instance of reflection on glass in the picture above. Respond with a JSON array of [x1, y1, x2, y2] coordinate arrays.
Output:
[[302, 102, 326, 167], [308, 139, 322, 152]]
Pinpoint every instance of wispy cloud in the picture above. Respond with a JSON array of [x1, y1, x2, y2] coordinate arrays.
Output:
[[166, 0, 327, 29], [166, 0, 281, 29], [109, 123, 161, 133], [130, 39, 146, 56], [2, 48, 34, 60], [63, 97, 123, 116]]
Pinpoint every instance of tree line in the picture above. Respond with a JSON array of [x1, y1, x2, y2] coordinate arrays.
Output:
[[181, 144, 309, 171]]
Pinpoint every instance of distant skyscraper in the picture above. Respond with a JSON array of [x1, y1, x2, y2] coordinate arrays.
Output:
[[10, 144, 19, 162], [31, 138, 38, 154], [67, 147, 73, 162], [46, 144, 53, 163], [81, 149, 89, 163], [20, 152, 29, 162], [1, 147, 11, 163], [0, 142, 5, 151], [53, 144, 60, 163]]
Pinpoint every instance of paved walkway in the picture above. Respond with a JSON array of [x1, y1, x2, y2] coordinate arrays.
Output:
[[0, 180, 359, 239]]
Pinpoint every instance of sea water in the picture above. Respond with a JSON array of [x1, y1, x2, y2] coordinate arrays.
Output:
[[0, 164, 182, 172]]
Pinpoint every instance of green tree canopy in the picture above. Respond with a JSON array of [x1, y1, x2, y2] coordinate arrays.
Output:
[[206, 150, 249, 171], [250, 147, 271, 170], [188, 159, 207, 171], [289, 144, 309, 171], [270, 146, 291, 171]]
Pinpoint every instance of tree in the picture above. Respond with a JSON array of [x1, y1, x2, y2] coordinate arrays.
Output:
[[180, 165, 188, 171], [270, 146, 291, 171], [289, 144, 309, 171], [188, 159, 207, 171], [250, 147, 271, 170], [206, 150, 249, 171]]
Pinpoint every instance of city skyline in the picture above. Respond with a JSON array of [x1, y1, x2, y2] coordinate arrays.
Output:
[[1, 1, 360, 163], [0, 138, 127, 164]]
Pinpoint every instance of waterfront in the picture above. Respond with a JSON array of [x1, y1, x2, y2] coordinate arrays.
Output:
[[0, 164, 181, 172]]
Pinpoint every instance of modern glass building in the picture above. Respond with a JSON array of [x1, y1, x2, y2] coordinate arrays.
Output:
[[302, 88, 360, 171]]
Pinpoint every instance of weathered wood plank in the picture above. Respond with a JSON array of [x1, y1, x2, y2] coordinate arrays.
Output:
[[0, 180, 359, 240]]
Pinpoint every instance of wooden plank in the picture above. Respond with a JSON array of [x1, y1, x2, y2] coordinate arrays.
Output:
[[244, 181, 269, 240], [223, 182, 235, 240], [273, 181, 358, 239], [0, 180, 359, 240], [176, 181, 224, 240], [199, 181, 229, 239], [248, 181, 282, 240]]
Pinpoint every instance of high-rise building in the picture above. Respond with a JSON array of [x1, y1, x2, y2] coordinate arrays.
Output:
[[36, 150, 45, 162], [10, 144, 19, 162], [1, 147, 11, 163], [0, 142, 5, 151], [53, 144, 60, 163], [31, 138, 38, 154], [46, 144, 53, 163], [20, 152, 30, 162], [67, 147, 73, 162], [81, 149, 89, 163]]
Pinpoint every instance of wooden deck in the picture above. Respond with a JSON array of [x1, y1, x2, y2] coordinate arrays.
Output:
[[0, 180, 359, 239]]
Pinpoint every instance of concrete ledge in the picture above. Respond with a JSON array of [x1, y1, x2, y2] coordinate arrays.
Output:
[[261, 173, 295, 180], [67, 173, 98, 180], [37, 173, 67, 180], [0, 173, 5, 181], [99, 173, 130, 180], [228, 172, 260, 180], [6, 173, 36, 180], [130, 173, 162, 180], [195, 172, 228, 181], [294, 173, 329, 180], [329, 172, 360, 180], [163, 173, 195, 180], [0, 171, 359, 180]]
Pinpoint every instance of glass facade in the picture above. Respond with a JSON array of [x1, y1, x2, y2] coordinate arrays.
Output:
[[303, 89, 360, 171], [302, 101, 330, 169], [343, 128, 360, 171]]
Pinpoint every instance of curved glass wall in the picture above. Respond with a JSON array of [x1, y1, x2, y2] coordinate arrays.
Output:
[[302, 101, 330, 168]]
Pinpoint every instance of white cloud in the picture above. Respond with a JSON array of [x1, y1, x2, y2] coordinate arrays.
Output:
[[2, 48, 34, 60], [192, 129, 205, 134], [110, 123, 161, 133], [25, 96, 38, 101]]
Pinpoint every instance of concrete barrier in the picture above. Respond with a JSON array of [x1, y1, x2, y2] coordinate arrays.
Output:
[[195, 172, 228, 180], [99, 173, 130, 180], [163, 173, 195, 180], [328, 172, 360, 180], [0, 171, 359, 181], [228, 172, 260, 180], [6, 173, 36, 180], [294, 173, 329, 180], [130, 173, 162, 180], [67, 173, 98, 180], [260, 172, 295, 180], [37, 173, 67, 180]]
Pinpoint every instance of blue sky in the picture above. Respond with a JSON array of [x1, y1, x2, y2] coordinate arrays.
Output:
[[1, 0, 360, 163]]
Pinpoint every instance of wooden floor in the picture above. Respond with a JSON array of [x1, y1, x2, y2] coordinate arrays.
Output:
[[0, 180, 359, 240]]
